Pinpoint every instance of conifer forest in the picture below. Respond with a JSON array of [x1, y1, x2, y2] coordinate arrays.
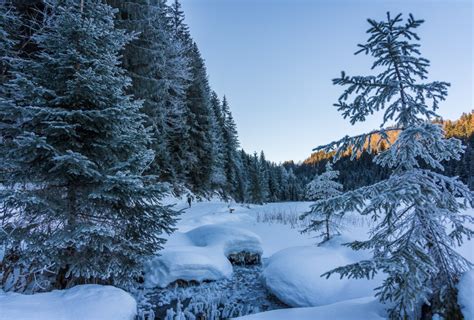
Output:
[[0, 1, 472, 319]]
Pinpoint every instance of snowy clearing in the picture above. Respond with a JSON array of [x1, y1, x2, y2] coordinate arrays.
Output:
[[0, 285, 136, 320], [2, 199, 472, 319]]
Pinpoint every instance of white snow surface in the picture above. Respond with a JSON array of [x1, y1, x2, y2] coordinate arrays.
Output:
[[235, 296, 386, 320], [261, 243, 384, 307], [458, 269, 474, 320], [144, 200, 315, 288], [145, 223, 264, 288], [146, 198, 474, 311], [0, 284, 136, 320]]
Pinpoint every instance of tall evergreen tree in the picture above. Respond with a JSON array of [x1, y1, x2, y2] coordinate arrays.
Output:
[[0, 0, 177, 291], [234, 149, 250, 203], [108, 0, 192, 183], [312, 13, 473, 319], [209, 91, 227, 192], [185, 43, 215, 191], [221, 96, 240, 196], [248, 152, 264, 204], [259, 151, 270, 202], [168, 0, 191, 45]]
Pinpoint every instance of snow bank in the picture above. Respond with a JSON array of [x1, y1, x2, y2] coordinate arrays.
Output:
[[186, 224, 263, 256], [145, 246, 233, 288], [145, 224, 263, 288], [261, 245, 383, 307], [458, 269, 474, 320], [0, 284, 136, 320], [234, 296, 386, 320]]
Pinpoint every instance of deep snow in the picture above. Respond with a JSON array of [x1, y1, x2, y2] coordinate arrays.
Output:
[[1, 198, 472, 319], [458, 269, 474, 320], [261, 244, 384, 307], [144, 199, 316, 289], [0, 284, 136, 320]]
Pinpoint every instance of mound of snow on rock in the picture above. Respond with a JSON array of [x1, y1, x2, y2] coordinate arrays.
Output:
[[145, 246, 233, 288], [235, 296, 386, 320], [262, 243, 384, 307], [186, 224, 263, 256], [458, 269, 474, 320], [145, 224, 262, 288], [0, 285, 136, 320]]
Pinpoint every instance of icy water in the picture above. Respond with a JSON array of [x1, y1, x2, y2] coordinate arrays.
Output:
[[147, 262, 287, 319]]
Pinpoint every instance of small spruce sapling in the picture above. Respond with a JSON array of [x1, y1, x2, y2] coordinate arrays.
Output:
[[302, 162, 344, 243]]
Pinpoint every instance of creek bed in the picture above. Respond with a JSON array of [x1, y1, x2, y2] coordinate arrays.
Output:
[[147, 262, 287, 319]]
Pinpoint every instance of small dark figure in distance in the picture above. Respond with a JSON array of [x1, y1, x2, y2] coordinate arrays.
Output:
[[187, 194, 192, 208]]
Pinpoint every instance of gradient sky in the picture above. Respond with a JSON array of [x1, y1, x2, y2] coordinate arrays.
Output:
[[180, 0, 473, 163]]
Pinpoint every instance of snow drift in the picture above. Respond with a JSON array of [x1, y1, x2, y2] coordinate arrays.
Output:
[[261, 243, 384, 307], [145, 224, 263, 288], [0, 284, 136, 320]]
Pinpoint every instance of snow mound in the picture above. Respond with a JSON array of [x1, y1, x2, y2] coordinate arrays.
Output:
[[145, 225, 262, 288], [458, 269, 474, 320], [0, 284, 136, 320], [234, 296, 386, 320], [262, 245, 383, 307], [145, 246, 233, 288], [186, 224, 263, 256]]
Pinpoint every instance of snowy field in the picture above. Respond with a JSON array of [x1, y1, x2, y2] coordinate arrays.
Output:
[[1, 198, 473, 319]]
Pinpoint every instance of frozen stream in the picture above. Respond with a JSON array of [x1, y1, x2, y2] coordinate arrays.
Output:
[[147, 262, 287, 319]]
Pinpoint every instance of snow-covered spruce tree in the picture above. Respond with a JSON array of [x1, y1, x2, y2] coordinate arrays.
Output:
[[312, 13, 473, 319], [235, 149, 250, 203], [302, 162, 343, 243], [209, 91, 227, 192], [221, 96, 241, 197], [305, 162, 342, 200], [248, 152, 264, 204], [0, 0, 177, 291], [108, 0, 193, 184], [259, 151, 271, 202], [183, 43, 215, 192]]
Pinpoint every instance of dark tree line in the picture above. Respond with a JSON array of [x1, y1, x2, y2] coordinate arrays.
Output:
[[293, 111, 473, 194]]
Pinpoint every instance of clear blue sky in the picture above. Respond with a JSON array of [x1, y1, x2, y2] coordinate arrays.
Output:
[[180, 0, 473, 163]]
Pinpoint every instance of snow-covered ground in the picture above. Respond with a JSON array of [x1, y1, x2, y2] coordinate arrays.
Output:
[[0, 285, 136, 320], [151, 197, 473, 319], [145, 224, 263, 288], [145, 199, 316, 289], [458, 269, 474, 320], [1, 198, 472, 319], [235, 297, 386, 320]]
